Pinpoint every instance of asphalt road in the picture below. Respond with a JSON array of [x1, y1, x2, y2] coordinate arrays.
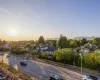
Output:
[[0, 52, 82, 80], [0, 52, 99, 80]]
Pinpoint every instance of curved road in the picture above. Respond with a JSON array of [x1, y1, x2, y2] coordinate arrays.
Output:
[[0, 53, 82, 80]]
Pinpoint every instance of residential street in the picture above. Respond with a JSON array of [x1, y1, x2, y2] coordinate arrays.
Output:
[[0, 52, 99, 80]]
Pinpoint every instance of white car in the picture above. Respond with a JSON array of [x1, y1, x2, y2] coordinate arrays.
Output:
[[49, 73, 60, 80], [82, 75, 98, 80]]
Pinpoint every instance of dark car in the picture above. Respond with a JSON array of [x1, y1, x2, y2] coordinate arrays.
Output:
[[89, 75, 98, 80], [0, 73, 6, 80], [20, 61, 27, 66]]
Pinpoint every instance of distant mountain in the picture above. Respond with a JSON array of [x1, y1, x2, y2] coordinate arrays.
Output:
[[73, 36, 96, 40]]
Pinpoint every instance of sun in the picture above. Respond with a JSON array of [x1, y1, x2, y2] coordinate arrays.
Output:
[[8, 28, 18, 36]]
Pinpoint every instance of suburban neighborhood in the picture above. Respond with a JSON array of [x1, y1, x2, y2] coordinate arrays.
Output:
[[0, 35, 100, 80], [0, 0, 100, 80]]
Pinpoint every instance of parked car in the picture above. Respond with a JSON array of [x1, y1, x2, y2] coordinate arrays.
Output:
[[82, 75, 98, 80], [0, 73, 6, 80], [49, 73, 61, 80], [20, 61, 27, 66]]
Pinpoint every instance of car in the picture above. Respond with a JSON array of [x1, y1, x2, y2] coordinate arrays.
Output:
[[82, 74, 98, 80], [20, 61, 27, 66], [49, 73, 61, 80], [0, 73, 6, 80]]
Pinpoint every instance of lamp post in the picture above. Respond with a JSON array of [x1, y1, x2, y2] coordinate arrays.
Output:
[[80, 53, 83, 79]]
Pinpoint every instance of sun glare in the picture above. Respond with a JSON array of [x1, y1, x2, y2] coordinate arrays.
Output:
[[8, 28, 18, 36]]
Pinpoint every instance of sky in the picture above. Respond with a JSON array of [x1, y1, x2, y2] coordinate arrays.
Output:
[[0, 0, 100, 41]]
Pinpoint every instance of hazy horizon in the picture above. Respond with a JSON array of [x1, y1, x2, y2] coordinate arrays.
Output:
[[0, 0, 100, 40]]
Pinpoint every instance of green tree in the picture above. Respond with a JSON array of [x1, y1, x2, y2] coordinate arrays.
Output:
[[70, 40, 78, 48], [81, 38, 87, 45], [38, 36, 45, 44], [39, 51, 49, 59], [10, 46, 27, 54], [57, 35, 68, 48], [17, 47, 27, 54], [54, 49, 74, 64], [30, 50, 37, 55], [35, 40, 39, 47], [82, 52, 100, 69], [92, 38, 100, 48], [26, 42, 31, 47], [45, 40, 57, 47], [0, 46, 4, 51]]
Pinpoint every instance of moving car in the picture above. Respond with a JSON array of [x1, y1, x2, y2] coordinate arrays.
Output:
[[49, 73, 60, 80], [20, 61, 27, 66], [82, 74, 98, 80], [0, 73, 6, 80]]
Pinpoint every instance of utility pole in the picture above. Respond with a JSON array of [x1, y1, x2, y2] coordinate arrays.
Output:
[[80, 53, 83, 80]]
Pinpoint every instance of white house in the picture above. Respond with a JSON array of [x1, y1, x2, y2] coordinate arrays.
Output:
[[81, 48, 90, 54]]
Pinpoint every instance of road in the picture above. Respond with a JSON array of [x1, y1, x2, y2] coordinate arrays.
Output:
[[0, 52, 99, 80]]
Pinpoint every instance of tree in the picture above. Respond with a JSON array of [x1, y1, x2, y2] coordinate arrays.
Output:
[[92, 38, 100, 48], [17, 47, 27, 54], [26, 42, 31, 47], [70, 40, 78, 48], [0, 46, 4, 51], [30, 50, 37, 55], [2, 40, 7, 45], [38, 36, 45, 44], [57, 35, 68, 48], [10, 46, 27, 54], [39, 51, 49, 59], [54, 49, 74, 64], [83, 52, 100, 69], [45, 40, 57, 47], [81, 38, 87, 45]]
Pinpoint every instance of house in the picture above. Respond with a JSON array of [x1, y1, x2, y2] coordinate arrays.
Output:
[[37, 44, 58, 55], [81, 48, 90, 54], [25, 47, 30, 51], [84, 43, 98, 49], [92, 45, 98, 49], [4, 44, 10, 49]]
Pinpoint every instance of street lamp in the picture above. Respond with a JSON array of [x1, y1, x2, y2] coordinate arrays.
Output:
[[80, 53, 83, 79]]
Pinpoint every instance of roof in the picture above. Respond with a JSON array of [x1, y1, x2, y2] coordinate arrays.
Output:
[[43, 46, 58, 52], [37, 44, 58, 52]]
